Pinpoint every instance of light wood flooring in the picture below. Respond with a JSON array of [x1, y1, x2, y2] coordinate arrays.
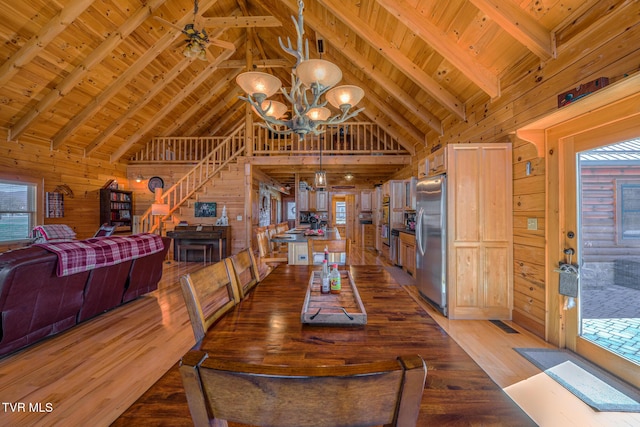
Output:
[[0, 245, 638, 426]]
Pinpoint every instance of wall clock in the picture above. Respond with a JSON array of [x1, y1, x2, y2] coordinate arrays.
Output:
[[148, 176, 164, 193]]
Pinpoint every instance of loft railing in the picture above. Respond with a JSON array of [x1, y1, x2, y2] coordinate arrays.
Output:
[[130, 122, 409, 163], [138, 125, 245, 233], [252, 122, 409, 155]]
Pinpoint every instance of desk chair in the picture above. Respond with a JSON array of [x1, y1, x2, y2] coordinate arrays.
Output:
[[179, 262, 240, 343], [307, 238, 351, 265], [227, 248, 260, 299], [180, 352, 427, 427]]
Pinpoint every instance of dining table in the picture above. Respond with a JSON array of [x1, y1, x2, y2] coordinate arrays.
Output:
[[114, 264, 534, 426]]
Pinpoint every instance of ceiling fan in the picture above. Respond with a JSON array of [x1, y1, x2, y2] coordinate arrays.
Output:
[[155, 0, 234, 61]]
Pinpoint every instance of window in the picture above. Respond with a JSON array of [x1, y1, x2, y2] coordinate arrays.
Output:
[[618, 181, 640, 242], [286, 201, 296, 221], [0, 179, 39, 242], [335, 201, 346, 224]]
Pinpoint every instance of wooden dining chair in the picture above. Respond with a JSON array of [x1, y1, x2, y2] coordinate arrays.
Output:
[[180, 352, 427, 427], [256, 228, 288, 264], [227, 248, 260, 299], [179, 261, 241, 344], [307, 238, 351, 265]]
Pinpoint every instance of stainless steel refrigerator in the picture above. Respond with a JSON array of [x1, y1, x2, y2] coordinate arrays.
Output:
[[415, 174, 447, 316]]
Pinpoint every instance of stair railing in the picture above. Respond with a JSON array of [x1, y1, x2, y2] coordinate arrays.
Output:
[[138, 124, 245, 234]]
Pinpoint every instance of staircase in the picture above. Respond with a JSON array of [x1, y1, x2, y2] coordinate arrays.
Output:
[[138, 125, 245, 234]]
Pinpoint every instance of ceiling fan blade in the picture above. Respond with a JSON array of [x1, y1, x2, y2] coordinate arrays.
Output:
[[209, 38, 235, 50], [153, 16, 185, 33]]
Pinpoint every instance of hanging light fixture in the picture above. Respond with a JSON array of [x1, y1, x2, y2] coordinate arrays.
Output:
[[236, 0, 364, 139], [314, 141, 327, 188], [344, 172, 354, 181]]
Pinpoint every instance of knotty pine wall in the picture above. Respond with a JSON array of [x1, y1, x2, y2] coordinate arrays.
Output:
[[127, 161, 248, 256], [0, 135, 128, 253], [399, 3, 639, 338]]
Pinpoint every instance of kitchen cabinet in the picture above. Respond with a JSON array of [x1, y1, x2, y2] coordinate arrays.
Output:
[[399, 232, 415, 276], [427, 146, 447, 176], [360, 191, 372, 212], [361, 223, 375, 249], [298, 189, 309, 211], [404, 177, 416, 210], [100, 188, 133, 233], [316, 190, 328, 211], [447, 143, 513, 320], [389, 180, 405, 228], [418, 158, 427, 178]]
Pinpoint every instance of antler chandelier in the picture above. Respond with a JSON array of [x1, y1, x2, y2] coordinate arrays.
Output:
[[236, 0, 364, 138]]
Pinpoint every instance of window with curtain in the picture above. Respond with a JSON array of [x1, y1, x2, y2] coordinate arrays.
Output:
[[0, 180, 38, 242]]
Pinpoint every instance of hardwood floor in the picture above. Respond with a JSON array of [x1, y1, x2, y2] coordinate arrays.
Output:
[[0, 246, 637, 426]]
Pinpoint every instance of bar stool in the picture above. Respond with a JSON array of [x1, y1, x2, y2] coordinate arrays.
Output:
[[177, 243, 212, 265]]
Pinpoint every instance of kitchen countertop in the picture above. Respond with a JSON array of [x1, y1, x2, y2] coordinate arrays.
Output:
[[270, 228, 341, 243], [393, 228, 415, 235]]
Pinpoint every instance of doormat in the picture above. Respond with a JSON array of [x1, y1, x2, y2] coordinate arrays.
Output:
[[514, 348, 640, 412], [489, 319, 519, 334]]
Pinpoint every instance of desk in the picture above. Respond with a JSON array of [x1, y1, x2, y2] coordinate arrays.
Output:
[[166, 226, 231, 262], [115, 265, 534, 426]]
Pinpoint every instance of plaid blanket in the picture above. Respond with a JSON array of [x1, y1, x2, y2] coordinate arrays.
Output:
[[35, 234, 164, 277], [32, 224, 77, 243]]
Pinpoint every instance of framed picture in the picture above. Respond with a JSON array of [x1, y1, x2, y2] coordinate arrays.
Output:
[[46, 192, 64, 218], [195, 202, 217, 217]]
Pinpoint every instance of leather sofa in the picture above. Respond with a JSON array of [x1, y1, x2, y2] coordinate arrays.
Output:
[[0, 236, 170, 358]]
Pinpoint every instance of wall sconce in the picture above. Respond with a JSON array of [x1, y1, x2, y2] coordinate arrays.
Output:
[[135, 174, 144, 183], [344, 172, 354, 181]]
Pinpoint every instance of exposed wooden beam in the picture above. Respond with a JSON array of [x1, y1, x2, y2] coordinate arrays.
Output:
[[469, 0, 556, 60], [184, 86, 243, 135], [338, 66, 421, 153], [165, 70, 242, 136], [376, 0, 500, 98], [57, 7, 239, 150], [200, 15, 281, 28], [203, 101, 245, 136], [274, 0, 442, 134], [8, 0, 171, 141], [0, 0, 92, 88], [217, 59, 290, 68], [84, 56, 194, 156], [110, 40, 240, 162], [317, 0, 466, 120]]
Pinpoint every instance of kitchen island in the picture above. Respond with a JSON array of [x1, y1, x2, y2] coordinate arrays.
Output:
[[271, 228, 342, 265]]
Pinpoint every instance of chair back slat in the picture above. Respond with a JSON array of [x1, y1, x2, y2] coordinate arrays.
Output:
[[180, 262, 240, 343], [180, 352, 427, 427], [307, 238, 351, 265], [228, 248, 260, 299]]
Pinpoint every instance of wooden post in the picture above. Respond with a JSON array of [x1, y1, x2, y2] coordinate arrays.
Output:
[[245, 28, 254, 157]]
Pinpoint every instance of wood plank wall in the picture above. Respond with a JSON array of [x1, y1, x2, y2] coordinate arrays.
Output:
[[401, 2, 639, 338], [127, 161, 248, 255], [0, 135, 128, 253]]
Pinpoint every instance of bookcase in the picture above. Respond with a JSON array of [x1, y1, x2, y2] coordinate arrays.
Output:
[[100, 188, 133, 233]]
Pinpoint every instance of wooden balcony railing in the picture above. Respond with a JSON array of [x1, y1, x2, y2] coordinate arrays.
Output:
[[137, 125, 245, 233], [130, 122, 409, 163]]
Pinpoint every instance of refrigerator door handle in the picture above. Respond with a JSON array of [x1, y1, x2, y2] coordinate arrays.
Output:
[[417, 207, 426, 256]]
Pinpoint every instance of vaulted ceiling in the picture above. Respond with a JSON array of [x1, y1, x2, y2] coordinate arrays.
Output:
[[0, 0, 598, 170]]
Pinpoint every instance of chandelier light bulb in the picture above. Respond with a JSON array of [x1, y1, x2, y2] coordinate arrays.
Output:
[[236, 72, 282, 98], [307, 107, 331, 121], [296, 59, 342, 89], [326, 85, 365, 110]]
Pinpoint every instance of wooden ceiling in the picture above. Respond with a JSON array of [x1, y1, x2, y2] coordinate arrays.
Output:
[[0, 0, 598, 179]]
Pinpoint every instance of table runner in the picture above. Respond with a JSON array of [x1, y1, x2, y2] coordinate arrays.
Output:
[[35, 233, 164, 277]]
